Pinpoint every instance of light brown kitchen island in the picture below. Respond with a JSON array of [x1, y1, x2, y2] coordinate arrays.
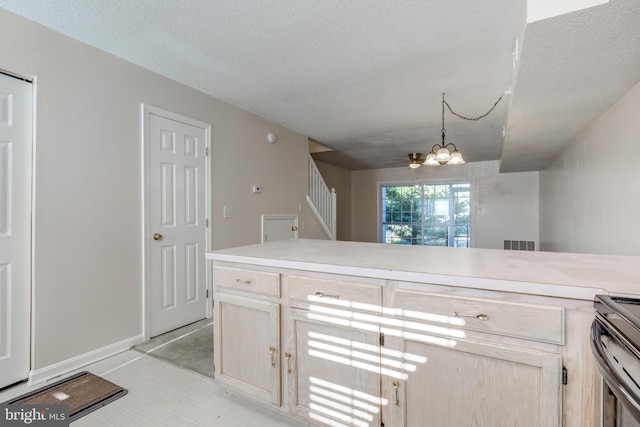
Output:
[[207, 239, 640, 427]]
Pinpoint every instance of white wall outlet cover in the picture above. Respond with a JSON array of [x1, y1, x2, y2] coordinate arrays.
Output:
[[267, 133, 278, 143]]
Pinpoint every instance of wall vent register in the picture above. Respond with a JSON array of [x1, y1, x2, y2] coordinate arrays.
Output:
[[503, 240, 535, 251]]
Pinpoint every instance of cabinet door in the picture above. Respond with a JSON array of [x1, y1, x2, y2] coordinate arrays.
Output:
[[214, 292, 280, 406], [286, 309, 382, 427], [388, 337, 562, 427]]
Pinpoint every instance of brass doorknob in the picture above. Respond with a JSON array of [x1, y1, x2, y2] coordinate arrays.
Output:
[[291, 226, 298, 231], [153, 233, 163, 241]]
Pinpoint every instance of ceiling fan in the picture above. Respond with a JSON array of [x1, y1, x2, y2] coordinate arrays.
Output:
[[388, 152, 426, 169]]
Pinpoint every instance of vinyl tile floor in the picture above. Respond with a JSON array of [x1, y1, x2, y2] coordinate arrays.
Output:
[[0, 350, 309, 426], [134, 319, 215, 379]]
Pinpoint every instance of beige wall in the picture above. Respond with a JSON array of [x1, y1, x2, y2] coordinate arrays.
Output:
[[474, 171, 539, 249], [539, 80, 640, 255], [0, 9, 324, 373], [351, 161, 539, 248], [314, 159, 352, 241]]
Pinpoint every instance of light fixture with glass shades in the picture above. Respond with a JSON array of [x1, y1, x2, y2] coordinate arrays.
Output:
[[408, 91, 505, 168], [423, 93, 466, 166], [407, 152, 424, 169]]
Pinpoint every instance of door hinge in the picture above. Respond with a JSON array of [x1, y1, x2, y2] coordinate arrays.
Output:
[[562, 365, 568, 385], [205, 147, 209, 156], [205, 218, 209, 227], [206, 289, 209, 299], [379, 333, 385, 346]]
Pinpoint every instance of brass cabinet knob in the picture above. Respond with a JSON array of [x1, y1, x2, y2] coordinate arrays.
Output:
[[153, 233, 163, 241]]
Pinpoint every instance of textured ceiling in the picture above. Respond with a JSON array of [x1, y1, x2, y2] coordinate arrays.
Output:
[[1, 0, 638, 171], [502, 0, 640, 172]]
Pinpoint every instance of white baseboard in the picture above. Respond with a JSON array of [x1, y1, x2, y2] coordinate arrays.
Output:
[[27, 334, 145, 386]]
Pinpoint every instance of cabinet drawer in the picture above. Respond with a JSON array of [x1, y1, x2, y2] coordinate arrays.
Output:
[[394, 291, 565, 344], [214, 266, 280, 297], [288, 275, 382, 308]]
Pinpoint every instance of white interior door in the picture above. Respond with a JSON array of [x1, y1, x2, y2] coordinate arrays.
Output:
[[0, 73, 32, 388], [261, 214, 298, 242], [147, 108, 209, 337]]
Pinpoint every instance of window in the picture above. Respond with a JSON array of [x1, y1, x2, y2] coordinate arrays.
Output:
[[381, 182, 471, 247]]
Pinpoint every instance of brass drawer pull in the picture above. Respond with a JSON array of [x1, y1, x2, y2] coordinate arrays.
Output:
[[285, 352, 292, 373], [315, 291, 340, 299], [454, 311, 489, 321], [236, 279, 252, 285], [269, 346, 277, 367], [392, 380, 400, 407]]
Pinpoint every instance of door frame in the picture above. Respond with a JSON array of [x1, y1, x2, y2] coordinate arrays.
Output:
[[141, 104, 211, 341]]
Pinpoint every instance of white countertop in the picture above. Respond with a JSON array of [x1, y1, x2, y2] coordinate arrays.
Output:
[[206, 239, 640, 300]]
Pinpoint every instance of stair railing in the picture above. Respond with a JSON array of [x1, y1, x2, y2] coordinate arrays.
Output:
[[307, 155, 337, 240]]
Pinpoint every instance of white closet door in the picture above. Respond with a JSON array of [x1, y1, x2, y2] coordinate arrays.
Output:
[[0, 73, 32, 388], [148, 111, 207, 337]]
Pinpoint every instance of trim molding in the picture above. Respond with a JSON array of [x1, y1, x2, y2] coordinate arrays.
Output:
[[27, 334, 144, 385]]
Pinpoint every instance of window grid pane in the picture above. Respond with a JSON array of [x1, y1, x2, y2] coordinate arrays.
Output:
[[382, 182, 470, 248]]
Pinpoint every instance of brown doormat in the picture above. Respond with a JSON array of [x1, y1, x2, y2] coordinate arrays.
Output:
[[4, 371, 127, 421]]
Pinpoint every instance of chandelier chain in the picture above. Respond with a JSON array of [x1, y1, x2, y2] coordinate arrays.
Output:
[[442, 92, 504, 122], [410, 90, 504, 168]]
